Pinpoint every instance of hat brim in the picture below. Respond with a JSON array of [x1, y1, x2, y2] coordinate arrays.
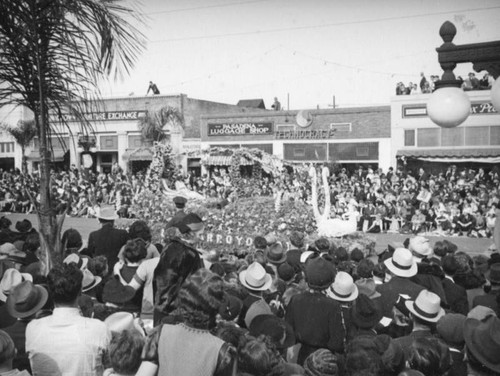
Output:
[[96, 214, 119, 221], [464, 318, 500, 373], [405, 300, 445, 323], [82, 276, 102, 292], [268, 254, 287, 265], [239, 270, 272, 291], [384, 258, 417, 278], [6, 285, 48, 319], [326, 285, 359, 302]]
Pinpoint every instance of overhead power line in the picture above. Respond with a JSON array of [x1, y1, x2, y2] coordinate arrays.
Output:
[[150, 6, 500, 43], [146, 0, 269, 16]]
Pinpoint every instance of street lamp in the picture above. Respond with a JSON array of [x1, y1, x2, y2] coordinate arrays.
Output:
[[427, 21, 500, 128]]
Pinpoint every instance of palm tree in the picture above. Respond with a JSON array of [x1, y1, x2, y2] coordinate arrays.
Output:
[[1, 119, 38, 174], [0, 0, 145, 267], [138, 106, 185, 143]]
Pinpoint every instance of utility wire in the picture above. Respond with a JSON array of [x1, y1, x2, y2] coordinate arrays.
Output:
[[145, 0, 269, 16], [150, 6, 500, 43]]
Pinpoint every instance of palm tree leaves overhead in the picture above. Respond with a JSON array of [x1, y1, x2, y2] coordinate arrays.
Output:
[[0, 0, 146, 129], [139, 106, 185, 143]]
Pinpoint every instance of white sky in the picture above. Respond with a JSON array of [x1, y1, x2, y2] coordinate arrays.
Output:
[[101, 0, 500, 110]]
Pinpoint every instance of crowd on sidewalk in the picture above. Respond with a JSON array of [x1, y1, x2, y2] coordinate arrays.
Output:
[[0, 195, 500, 376]]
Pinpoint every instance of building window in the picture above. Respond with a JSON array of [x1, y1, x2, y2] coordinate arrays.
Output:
[[404, 130, 415, 146], [465, 126, 489, 146], [0, 143, 13, 153], [128, 135, 146, 148], [417, 128, 440, 147], [491, 126, 500, 145], [100, 135, 118, 150], [356, 147, 369, 157], [441, 127, 464, 147], [330, 123, 351, 132], [293, 148, 305, 157]]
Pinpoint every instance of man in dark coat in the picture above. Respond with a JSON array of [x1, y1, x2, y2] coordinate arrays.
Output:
[[87, 205, 129, 272], [441, 255, 469, 315], [165, 196, 188, 230], [472, 263, 500, 316]]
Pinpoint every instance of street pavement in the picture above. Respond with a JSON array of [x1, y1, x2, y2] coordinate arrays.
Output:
[[2, 213, 494, 257]]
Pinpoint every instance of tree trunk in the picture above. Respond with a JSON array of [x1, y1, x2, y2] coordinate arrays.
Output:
[[21, 146, 27, 175]]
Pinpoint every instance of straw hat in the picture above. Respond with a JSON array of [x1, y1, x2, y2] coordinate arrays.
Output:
[[384, 248, 417, 278], [327, 271, 358, 302], [81, 269, 102, 293], [104, 311, 145, 336], [0, 268, 33, 302], [405, 290, 445, 323], [95, 205, 118, 221], [63, 253, 88, 270], [239, 262, 272, 291]]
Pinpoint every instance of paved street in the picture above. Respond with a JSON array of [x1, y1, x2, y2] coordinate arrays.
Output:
[[2, 213, 494, 257]]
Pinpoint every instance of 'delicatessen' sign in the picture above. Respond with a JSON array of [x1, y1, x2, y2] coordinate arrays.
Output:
[[208, 122, 273, 136]]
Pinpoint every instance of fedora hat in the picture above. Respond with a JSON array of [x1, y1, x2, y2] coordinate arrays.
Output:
[[486, 263, 500, 284], [405, 290, 445, 323], [327, 271, 358, 302], [464, 315, 500, 373], [81, 269, 102, 293], [0, 268, 32, 302], [355, 278, 381, 299], [6, 280, 48, 318], [244, 299, 272, 328], [15, 219, 32, 233], [409, 236, 433, 258], [267, 242, 286, 265], [305, 257, 336, 290], [249, 314, 296, 350], [95, 205, 118, 221], [384, 248, 417, 278], [104, 311, 145, 336], [63, 253, 88, 271], [351, 294, 382, 329], [239, 262, 272, 291]]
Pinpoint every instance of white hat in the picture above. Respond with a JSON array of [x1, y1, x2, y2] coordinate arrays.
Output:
[[405, 290, 445, 323], [0, 268, 32, 302], [300, 250, 316, 264], [409, 236, 433, 258], [81, 269, 102, 293], [63, 253, 88, 270], [327, 271, 358, 302], [384, 248, 417, 278], [104, 312, 145, 336], [95, 205, 118, 221], [239, 262, 272, 291]]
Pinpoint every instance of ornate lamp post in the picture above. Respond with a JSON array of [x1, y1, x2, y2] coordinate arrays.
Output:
[[427, 21, 500, 128]]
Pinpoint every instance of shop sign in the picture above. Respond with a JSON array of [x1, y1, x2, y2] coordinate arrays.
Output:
[[54, 111, 146, 122], [207, 122, 273, 136], [275, 129, 335, 139], [402, 102, 497, 118]]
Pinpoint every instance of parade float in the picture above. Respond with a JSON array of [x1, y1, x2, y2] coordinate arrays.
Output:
[[130, 145, 376, 258]]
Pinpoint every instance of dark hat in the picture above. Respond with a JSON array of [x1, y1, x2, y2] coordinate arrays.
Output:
[[178, 213, 203, 234], [253, 236, 267, 250], [267, 242, 286, 265], [351, 294, 382, 329], [278, 263, 295, 283], [249, 314, 295, 349], [436, 313, 466, 347], [305, 257, 336, 290], [486, 263, 500, 284], [286, 249, 302, 273], [488, 253, 500, 267], [173, 196, 187, 208], [102, 276, 136, 304], [218, 293, 242, 321], [304, 348, 340, 376], [15, 219, 32, 233], [464, 315, 500, 373], [6, 280, 48, 318]]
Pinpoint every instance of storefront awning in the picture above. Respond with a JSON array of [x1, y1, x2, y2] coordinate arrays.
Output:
[[26, 149, 66, 162], [122, 148, 153, 161], [397, 148, 500, 163], [203, 155, 254, 166]]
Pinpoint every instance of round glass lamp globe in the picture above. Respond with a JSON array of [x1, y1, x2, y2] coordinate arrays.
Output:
[[491, 76, 500, 113], [427, 87, 471, 128]]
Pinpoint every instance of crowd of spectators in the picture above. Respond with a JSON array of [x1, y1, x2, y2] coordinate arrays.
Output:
[[0, 199, 499, 376], [395, 72, 494, 96]]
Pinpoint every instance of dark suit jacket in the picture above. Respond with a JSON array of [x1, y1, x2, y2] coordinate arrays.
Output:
[[87, 223, 129, 270], [376, 276, 425, 318], [442, 278, 469, 315], [472, 290, 500, 316], [394, 329, 435, 357]]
